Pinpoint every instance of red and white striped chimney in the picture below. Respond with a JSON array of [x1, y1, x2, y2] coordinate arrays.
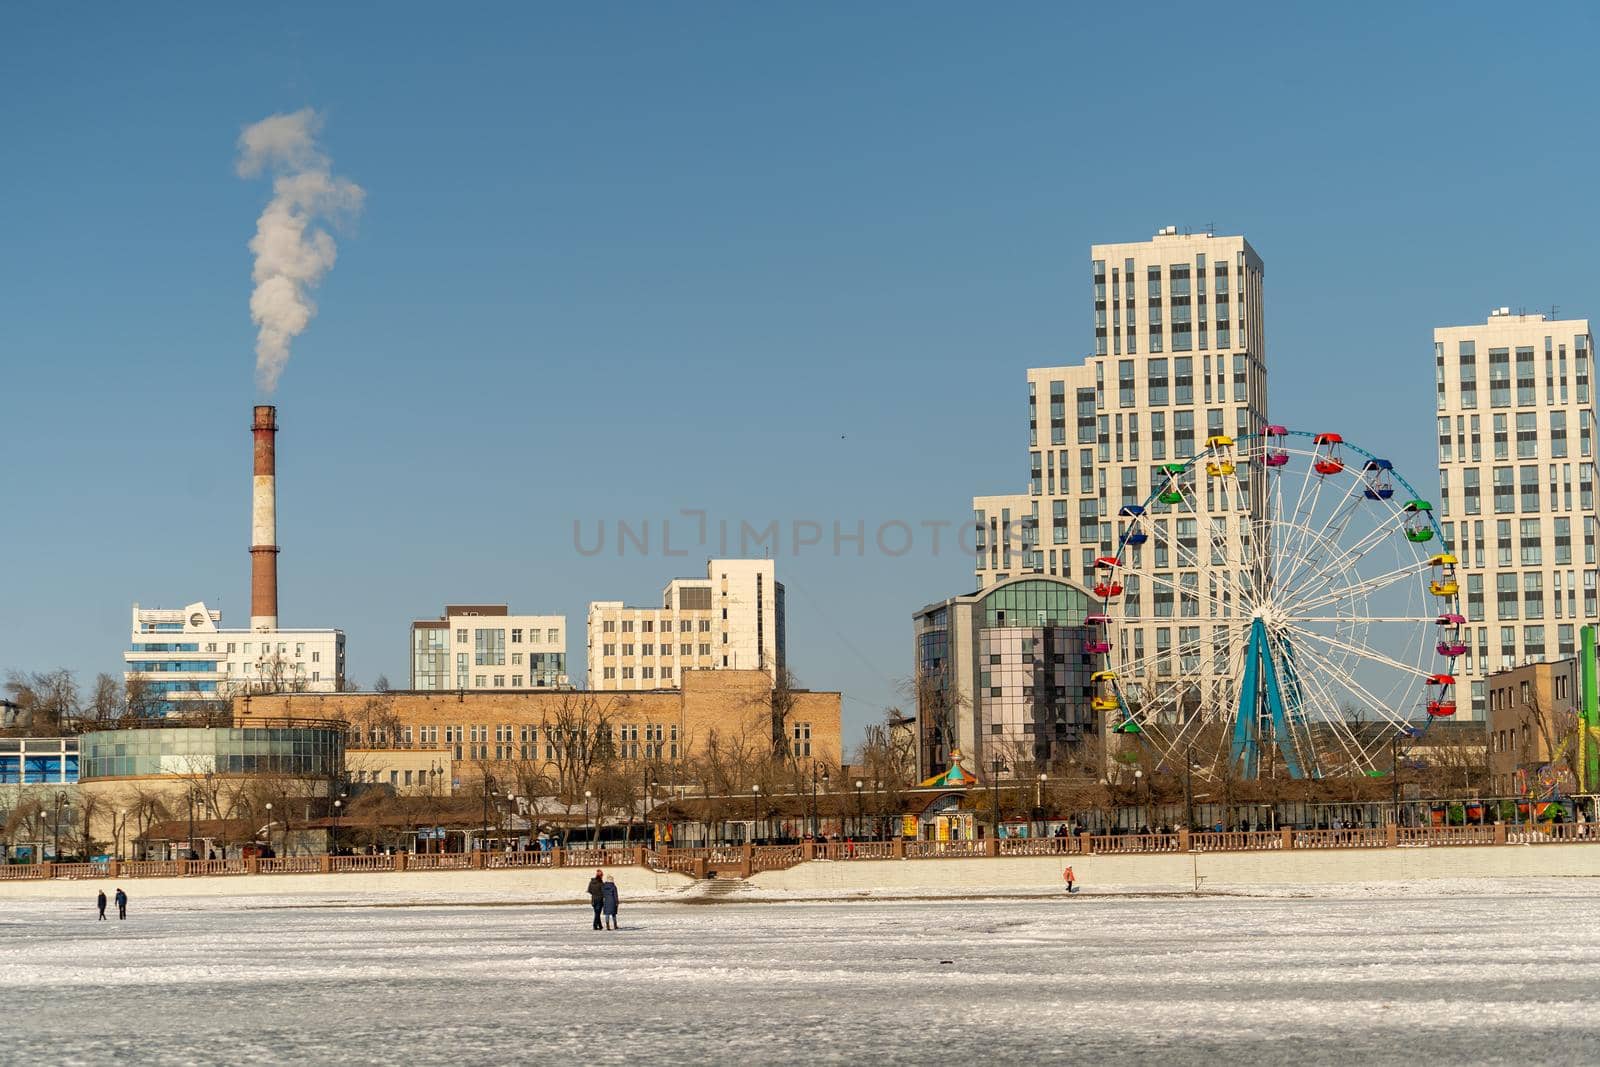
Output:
[[250, 405, 279, 631]]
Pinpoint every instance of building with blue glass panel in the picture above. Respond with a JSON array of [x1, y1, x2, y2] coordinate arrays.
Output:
[[124, 602, 345, 715]]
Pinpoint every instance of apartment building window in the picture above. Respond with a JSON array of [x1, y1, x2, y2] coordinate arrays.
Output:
[[1552, 411, 1569, 458], [1555, 517, 1572, 564], [662, 667, 673, 679], [1496, 574, 1518, 620], [679, 643, 691, 656], [1525, 573, 1545, 619], [1148, 359, 1168, 405], [511, 675, 522, 687], [642, 643, 654, 656], [642, 667, 654, 680], [474, 675, 486, 687], [1521, 465, 1540, 512], [698, 620, 711, 632], [1076, 388, 1096, 444], [1516, 347, 1536, 406], [603, 620, 615, 633], [1151, 413, 1166, 460], [622, 667, 634, 680], [1173, 411, 1195, 458], [1174, 358, 1193, 404], [1492, 467, 1514, 513], [1118, 360, 1135, 407], [1463, 469, 1481, 514], [791, 722, 813, 757], [1516, 413, 1538, 459], [1466, 574, 1484, 622], [1488, 348, 1510, 408], [621, 644, 634, 656], [603, 667, 615, 680], [512, 652, 523, 666], [622, 620, 633, 632], [698, 643, 711, 656], [493, 675, 505, 687], [511, 629, 522, 643]]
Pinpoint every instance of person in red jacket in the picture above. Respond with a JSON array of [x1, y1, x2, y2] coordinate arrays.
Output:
[[1063, 865, 1078, 894]]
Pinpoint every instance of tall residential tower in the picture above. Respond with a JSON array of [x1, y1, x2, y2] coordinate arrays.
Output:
[[1434, 310, 1596, 717], [969, 227, 1267, 759]]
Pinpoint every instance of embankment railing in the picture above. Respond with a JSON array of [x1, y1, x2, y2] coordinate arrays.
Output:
[[7, 822, 1592, 881]]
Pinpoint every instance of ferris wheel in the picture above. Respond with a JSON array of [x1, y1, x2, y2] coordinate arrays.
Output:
[[1087, 427, 1459, 779]]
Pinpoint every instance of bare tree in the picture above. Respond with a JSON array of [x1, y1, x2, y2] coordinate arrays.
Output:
[[3, 669, 80, 735]]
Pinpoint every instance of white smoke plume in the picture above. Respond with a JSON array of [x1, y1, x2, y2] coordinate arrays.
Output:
[[236, 108, 364, 393]]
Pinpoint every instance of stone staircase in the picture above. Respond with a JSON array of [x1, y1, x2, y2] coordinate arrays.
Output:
[[684, 875, 754, 902]]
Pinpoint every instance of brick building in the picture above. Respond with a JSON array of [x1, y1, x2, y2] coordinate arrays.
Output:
[[240, 669, 841, 790]]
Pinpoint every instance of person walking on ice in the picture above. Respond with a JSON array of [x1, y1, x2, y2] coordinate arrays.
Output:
[[96, 890, 107, 921], [586, 870, 605, 930], [1063, 865, 1078, 894], [601, 874, 619, 930], [114, 887, 128, 919]]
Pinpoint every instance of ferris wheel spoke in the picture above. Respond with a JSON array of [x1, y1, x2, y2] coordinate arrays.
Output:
[[1279, 620, 1435, 683], [1274, 486, 1386, 600], [1275, 506, 1413, 609], [1282, 560, 1429, 617], [1272, 468, 1367, 594], [1270, 634, 1400, 770]]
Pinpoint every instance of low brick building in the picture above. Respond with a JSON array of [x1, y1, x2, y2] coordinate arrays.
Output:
[[240, 669, 841, 789]]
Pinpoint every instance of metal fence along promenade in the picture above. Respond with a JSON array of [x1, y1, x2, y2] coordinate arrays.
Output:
[[7, 822, 1600, 882]]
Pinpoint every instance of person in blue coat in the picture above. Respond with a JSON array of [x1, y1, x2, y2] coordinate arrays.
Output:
[[601, 875, 619, 930], [114, 887, 128, 919]]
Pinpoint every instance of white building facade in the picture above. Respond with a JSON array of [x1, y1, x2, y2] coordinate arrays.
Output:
[[587, 559, 785, 690], [124, 602, 345, 713], [1434, 310, 1597, 717], [973, 228, 1268, 725], [408, 605, 568, 691]]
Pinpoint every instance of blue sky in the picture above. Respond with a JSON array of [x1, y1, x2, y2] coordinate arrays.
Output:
[[4, 3, 1599, 742]]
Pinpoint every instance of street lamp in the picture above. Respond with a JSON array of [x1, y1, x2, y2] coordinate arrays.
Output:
[[332, 797, 343, 856], [584, 789, 594, 849], [809, 764, 822, 839], [751, 784, 761, 845], [53, 791, 66, 862], [988, 761, 1005, 840], [853, 779, 864, 840], [186, 785, 196, 861], [1035, 773, 1049, 838], [264, 802, 273, 855], [643, 767, 657, 849], [1135, 769, 1146, 833]]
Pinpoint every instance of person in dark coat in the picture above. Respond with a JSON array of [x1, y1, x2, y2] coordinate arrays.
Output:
[[96, 890, 107, 921], [114, 887, 128, 920], [586, 870, 605, 930], [601, 875, 619, 930]]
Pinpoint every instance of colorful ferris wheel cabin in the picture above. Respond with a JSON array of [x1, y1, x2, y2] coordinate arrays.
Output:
[[1313, 432, 1345, 475], [1117, 504, 1148, 544], [1402, 499, 1435, 542], [1363, 458, 1395, 500]]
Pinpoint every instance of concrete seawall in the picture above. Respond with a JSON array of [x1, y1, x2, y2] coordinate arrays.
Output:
[[751, 844, 1600, 893], [5, 845, 1600, 902], [0, 865, 694, 902]]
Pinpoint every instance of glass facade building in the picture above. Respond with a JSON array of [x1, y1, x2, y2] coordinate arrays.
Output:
[[79, 726, 343, 780], [913, 576, 1096, 777], [0, 737, 79, 784]]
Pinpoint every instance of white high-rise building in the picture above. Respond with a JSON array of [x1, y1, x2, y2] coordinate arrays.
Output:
[[973, 228, 1268, 736], [1434, 310, 1596, 717], [124, 602, 345, 714], [587, 559, 784, 690]]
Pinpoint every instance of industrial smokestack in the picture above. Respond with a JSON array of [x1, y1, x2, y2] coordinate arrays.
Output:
[[251, 405, 279, 631]]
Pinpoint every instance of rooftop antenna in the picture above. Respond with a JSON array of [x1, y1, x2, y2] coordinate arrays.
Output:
[[1206, 221, 1215, 236], [1551, 304, 1560, 320]]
